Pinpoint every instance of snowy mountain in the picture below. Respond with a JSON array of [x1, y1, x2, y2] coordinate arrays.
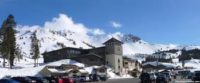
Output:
[[13, 14, 200, 59]]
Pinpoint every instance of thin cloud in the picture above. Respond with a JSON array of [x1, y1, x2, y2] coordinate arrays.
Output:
[[110, 21, 122, 29], [91, 28, 105, 35]]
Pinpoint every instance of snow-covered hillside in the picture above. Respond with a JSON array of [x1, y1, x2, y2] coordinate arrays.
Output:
[[13, 14, 200, 59], [123, 40, 178, 55]]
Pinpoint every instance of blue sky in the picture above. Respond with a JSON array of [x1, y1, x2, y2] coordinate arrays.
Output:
[[1, 0, 200, 45]]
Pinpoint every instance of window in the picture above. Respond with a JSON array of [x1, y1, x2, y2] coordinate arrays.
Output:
[[118, 59, 120, 63]]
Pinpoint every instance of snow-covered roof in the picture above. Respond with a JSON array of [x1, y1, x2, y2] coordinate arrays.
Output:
[[79, 69, 89, 73], [48, 68, 67, 73], [143, 61, 179, 68], [46, 59, 85, 67]]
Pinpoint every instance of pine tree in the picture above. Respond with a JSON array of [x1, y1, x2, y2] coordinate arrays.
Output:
[[0, 20, 7, 67], [30, 31, 40, 67], [6, 15, 16, 69], [8, 25, 16, 69], [0, 15, 16, 69]]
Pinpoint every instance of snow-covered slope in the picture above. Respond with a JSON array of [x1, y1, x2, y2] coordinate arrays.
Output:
[[16, 26, 92, 58], [13, 14, 200, 59], [123, 40, 178, 55]]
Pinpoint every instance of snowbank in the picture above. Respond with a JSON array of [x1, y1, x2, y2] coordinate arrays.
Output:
[[107, 68, 133, 79], [0, 66, 45, 78]]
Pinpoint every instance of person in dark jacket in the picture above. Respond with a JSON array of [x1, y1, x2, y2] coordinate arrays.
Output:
[[92, 74, 98, 81]]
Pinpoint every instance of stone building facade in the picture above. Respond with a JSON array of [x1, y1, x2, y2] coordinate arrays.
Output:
[[43, 38, 123, 74]]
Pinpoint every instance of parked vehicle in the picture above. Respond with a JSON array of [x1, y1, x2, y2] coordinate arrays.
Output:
[[149, 72, 157, 82], [156, 74, 169, 83], [161, 72, 172, 81], [11, 77, 34, 83], [28, 76, 49, 83], [192, 71, 200, 82], [139, 72, 151, 83], [44, 77, 57, 83], [0, 79, 20, 83], [70, 75, 83, 83], [187, 72, 193, 79], [99, 75, 108, 81], [62, 77, 74, 83], [178, 70, 191, 79], [79, 76, 87, 82]]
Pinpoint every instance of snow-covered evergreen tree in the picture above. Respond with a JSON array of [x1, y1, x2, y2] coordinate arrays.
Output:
[[30, 31, 40, 67]]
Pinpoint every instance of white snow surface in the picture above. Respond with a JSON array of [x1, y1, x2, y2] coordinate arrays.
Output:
[[107, 68, 133, 79], [123, 41, 178, 55], [0, 59, 84, 78]]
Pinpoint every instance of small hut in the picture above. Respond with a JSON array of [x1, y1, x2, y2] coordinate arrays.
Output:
[[39, 64, 88, 77]]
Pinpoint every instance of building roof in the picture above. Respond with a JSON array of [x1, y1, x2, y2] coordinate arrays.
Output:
[[46, 59, 85, 67], [42, 47, 83, 55], [73, 53, 103, 59], [103, 37, 123, 44]]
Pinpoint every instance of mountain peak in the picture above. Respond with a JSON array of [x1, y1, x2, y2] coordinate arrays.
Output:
[[122, 34, 141, 43]]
